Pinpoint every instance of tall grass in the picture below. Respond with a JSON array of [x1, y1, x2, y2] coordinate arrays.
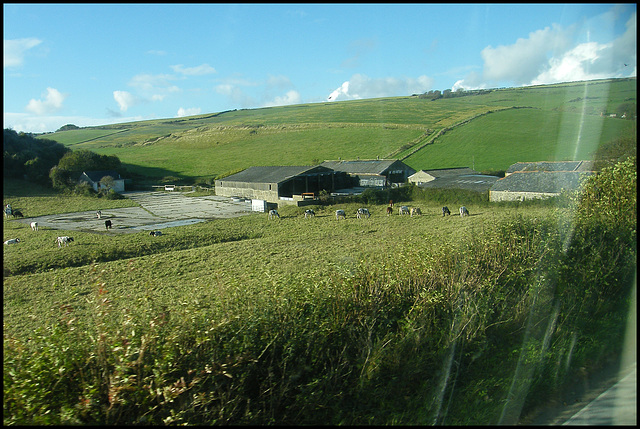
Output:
[[3, 159, 636, 425]]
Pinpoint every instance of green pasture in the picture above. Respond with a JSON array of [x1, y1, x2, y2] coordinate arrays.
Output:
[[404, 108, 635, 171], [37, 78, 635, 183]]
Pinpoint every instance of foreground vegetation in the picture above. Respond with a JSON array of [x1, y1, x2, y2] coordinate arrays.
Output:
[[3, 158, 636, 425]]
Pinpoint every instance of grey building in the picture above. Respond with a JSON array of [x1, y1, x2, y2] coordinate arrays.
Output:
[[320, 159, 416, 188], [490, 166, 594, 202], [79, 170, 125, 193], [215, 165, 346, 204]]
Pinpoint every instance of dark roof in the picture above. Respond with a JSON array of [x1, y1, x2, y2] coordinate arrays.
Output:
[[506, 161, 594, 174], [82, 170, 122, 181], [220, 165, 333, 184], [320, 159, 412, 175], [419, 174, 499, 192], [492, 171, 593, 193], [420, 167, 479, 178]]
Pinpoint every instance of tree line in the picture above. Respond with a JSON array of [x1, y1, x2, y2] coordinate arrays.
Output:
[[3, 128, 125, 196]]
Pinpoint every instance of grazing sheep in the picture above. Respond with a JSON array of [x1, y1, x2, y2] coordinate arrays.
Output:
[[4, 238, 20, 245], [12, 210, 23, 218], [399, 206, 410, 215], [105, 220, 112, 229], [149, 230, 162, 236], [356, 208, 371, 219], [442, 206, 451, 216], [268, 209, 280, 219], [56, 236, 74, 247], [304, 209, 315, 218], [96, 210, 102, 219], [460, 206, 469, 217], [30, 221, 38, 231], [386, 206, 393, 216], [410, 207, 422, 217], [335, 209, 346, 220]]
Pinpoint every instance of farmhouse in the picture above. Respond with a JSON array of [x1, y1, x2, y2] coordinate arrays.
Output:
[[490, 161, 594, 202], [320, 159, 415, 188], [79, 170, 125, 193], [215, 165, 348, 204]]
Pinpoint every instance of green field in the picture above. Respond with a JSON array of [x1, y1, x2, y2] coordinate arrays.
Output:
[[38, 78, 636, 181], [5, 79, 637, 425]]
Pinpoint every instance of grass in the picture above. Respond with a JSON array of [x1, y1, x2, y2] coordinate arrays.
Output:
[[3, 180, 636, 424]]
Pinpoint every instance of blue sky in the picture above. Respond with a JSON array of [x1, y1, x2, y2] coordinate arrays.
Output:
[[3, 3, 636, 134]]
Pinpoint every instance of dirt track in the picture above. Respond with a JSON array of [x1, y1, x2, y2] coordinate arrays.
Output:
[[12, 191, 254, 234]]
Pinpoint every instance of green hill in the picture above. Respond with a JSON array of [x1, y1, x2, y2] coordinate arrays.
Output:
[[39, 78, 636, 182]]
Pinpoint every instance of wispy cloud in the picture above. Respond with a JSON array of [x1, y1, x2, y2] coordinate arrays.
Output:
[[4, 37, 42, 68], [25, 87, 66, 115], [263, 90, 301, 107], [327, 74, 433, 101], [171, 63, 216, 76], [341, 38, 377, 69]]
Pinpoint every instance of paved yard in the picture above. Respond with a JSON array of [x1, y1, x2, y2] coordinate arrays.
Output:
[[13, 191, 254, 234]]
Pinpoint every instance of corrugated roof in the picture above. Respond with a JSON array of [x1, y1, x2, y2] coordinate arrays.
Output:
[[320, 159, 405, 175], [492, 171, 593, 193], [506, 161, 594, 174], [220, 165, 332, 184]]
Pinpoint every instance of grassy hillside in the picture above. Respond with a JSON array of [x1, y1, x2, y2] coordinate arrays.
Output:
[[38, 78, 636, 182]]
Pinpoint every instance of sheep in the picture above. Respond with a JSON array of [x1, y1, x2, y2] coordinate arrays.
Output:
[[4, 238, 20, 245], [96, 210, 102, 219], [56, 236, 74, 247], [12, 210, 24, 218], [356, 208, 371, 219], [304, 209, 315, 218], [410, 207, 422, 217], [460, 206, 469, 217], [442, 206, 451, 216], [386, 206, 393, 216], [399, 206, 410, 215], [335, 209, 346, 220], [30, 221, 38, 231], [268, 209, 280, 219], [149, 230, 162, 236], [105, 220, 112, 229]]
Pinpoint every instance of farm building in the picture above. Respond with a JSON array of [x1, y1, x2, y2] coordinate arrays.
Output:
[[490, 162, 594, 202], [320, 159, 415, 188], [408, 167, 479, 185], [79, 170, 125, 193], [505, 160, 594, 176], [215, 165, 348, 204]]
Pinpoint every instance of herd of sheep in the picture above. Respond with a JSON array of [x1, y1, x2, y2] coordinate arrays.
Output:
[[268, 205, 469, 220]]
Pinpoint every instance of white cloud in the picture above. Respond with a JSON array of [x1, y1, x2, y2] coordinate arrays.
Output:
[[171, 63, 216, 76], [25, 87, 66, 115], [113, 90, 137, 112], [177, 107, 201, 117], [327, 74, 433, 101], [263, 90, 301, 107], [4, 38, 42, 68], [481, 24, 571, 85]]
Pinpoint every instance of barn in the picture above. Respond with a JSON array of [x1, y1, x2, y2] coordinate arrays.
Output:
[[215, 165, 347, 204], [490, 161, 594, 202], [320, 159, 415, 188], [79, 170, 125, 193]]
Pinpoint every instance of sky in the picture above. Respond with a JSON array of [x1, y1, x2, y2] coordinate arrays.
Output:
[[3, 3, 636, 134]]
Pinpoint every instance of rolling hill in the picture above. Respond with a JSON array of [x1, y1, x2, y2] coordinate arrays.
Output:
[[39, 78, 636, 183]]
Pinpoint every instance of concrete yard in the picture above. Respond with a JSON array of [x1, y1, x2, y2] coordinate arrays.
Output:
[[12, 191, 254, 234]]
